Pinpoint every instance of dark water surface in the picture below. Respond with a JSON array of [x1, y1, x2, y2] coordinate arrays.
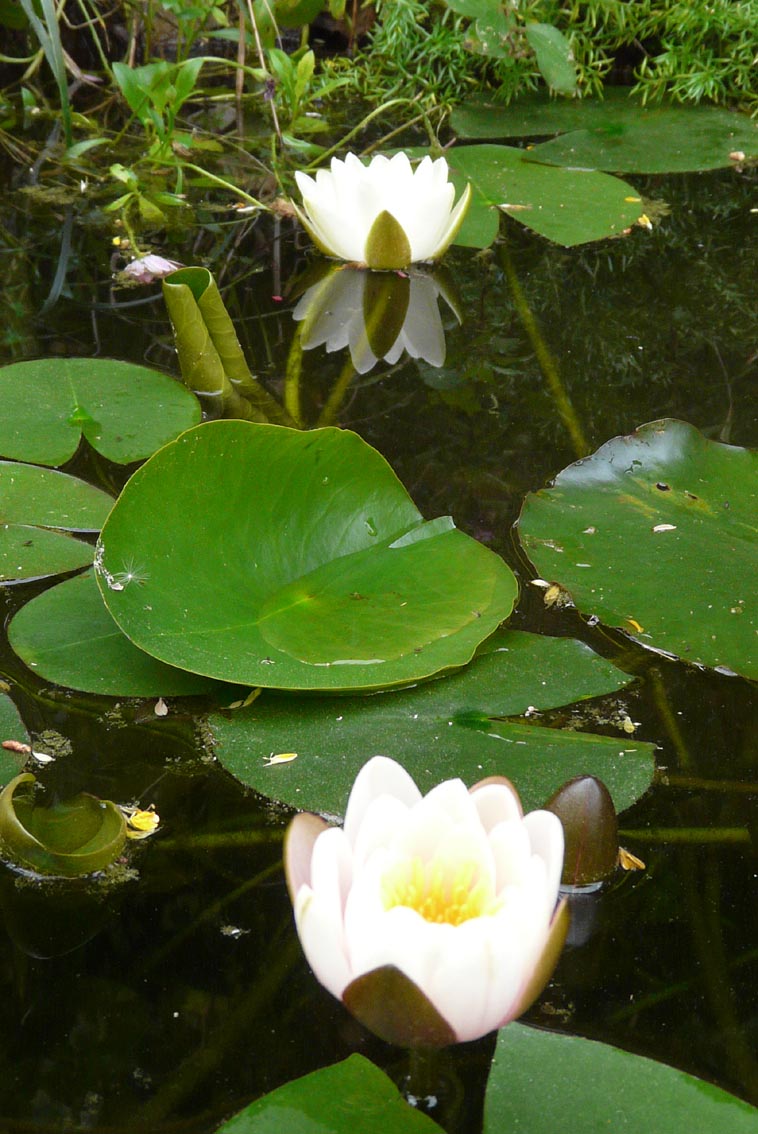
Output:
[[0, 156, 757, 1132]]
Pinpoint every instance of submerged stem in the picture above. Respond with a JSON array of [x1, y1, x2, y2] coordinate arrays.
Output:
[[498, 241, 589, 460]]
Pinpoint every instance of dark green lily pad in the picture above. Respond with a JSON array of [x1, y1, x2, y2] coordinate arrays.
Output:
[[8, 571, 221, 696], [210, 630, 655, 815], [518, 419, 758, 679], [215, 1054, 442, 1133], [485, 1024, 758, 1133], [96, 421, 518, 692], [0, 357, 201, 466], [446, 145, 644, 247], [451, 92, 758, 172], [0, 461, 112, 583]]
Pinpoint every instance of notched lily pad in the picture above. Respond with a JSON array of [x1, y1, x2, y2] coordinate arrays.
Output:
[[0, 461, 112, 583], [518, 419, 758, 679], [0, 357, 201, 466], [446, 144, 644, 247], [96, 421, 518, 692], [210, 630, 655, 816]]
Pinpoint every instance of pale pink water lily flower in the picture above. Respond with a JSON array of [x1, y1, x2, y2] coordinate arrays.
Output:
[[121, 254, 183, 283], [293, 152, 472, 271], [285, 756, 568, 1047]]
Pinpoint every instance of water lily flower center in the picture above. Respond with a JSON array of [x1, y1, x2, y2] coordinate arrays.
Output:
[[381, 855, 501, 926]]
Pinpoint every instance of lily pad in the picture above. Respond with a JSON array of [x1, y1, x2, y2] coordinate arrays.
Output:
[[215, 1054, 442, 1133], [517, 419, 758, 679], [8, 571, 221, 696], [210, 630, 655, 816], [446, 145, 644, 247], [0, 357, 201, 466], [485, 1024, 758, 1133], [0, 461, 112, 583], [96, 421, 518, 692], [451, 92, 758, 172], [0, 696, 29, 785]]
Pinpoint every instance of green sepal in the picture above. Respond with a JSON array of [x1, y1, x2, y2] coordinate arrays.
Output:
[[364, 210, 413, 271]]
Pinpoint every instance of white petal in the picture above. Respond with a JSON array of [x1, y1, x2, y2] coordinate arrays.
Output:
[[524, 809, 565, 902], [489, 818, 533, 892], [294, 886, 352, 1000], [351, 793, 413, 872], [343, 756, 421, 848], [470, 780, 523, 834], [393, 276, 446, 366], [309, 825, 353, 922], [424, 918, 508, 1041]]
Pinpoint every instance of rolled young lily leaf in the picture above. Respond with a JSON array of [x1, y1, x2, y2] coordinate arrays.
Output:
[[0, 773, 127, 877], [162, 267, 294, 425]]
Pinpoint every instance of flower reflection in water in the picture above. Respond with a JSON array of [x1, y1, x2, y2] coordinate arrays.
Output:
[[292, 266, 461, 375]]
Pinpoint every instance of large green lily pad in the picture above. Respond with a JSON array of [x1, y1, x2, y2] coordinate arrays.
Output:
[[216, 1055, 442, 1133], [485, 1024, 758, 1133], [451, 92, 758, 172], [0, 357, 201, 466], [518, 419, 758, 679], [8, 571, 220, 697], [210, 630, 654, 816], [446, 145, 644, 247], [96, 421, 518, 692], [0, 461, 112, 583]]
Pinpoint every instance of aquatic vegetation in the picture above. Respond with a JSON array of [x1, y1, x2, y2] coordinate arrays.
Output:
[[284, 755, 567, 1046], [293, 153, 472, 270], [0, 772, 127, 877]]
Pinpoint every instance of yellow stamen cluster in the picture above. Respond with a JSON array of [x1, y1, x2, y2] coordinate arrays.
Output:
[[382, 855, 500, 926]]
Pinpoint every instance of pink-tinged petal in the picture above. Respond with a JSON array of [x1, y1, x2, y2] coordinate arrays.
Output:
[[505, 899, 570, 1023], [283, 812, 329, 901], [524, 809, 565, 900], [294, 886, 353, 1000], [470, 776, 523, 833], [309, 825, 353, 921], [343, 756, 421, 847]]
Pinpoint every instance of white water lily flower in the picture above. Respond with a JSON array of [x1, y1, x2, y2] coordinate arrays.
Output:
[[293, 152, 472, 271], [285, 756, 567, 1047]]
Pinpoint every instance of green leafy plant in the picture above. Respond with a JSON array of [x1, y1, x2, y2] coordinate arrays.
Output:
[[112, 58, 206, 159]]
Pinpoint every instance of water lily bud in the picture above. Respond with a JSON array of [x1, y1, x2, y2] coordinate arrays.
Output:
[[293, 152, 472, 271], [285, 757, 567, 1048], [545, 775, 619, 889]]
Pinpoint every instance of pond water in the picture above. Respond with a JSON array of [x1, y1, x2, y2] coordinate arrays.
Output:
[[0, 149, 757, 1133]]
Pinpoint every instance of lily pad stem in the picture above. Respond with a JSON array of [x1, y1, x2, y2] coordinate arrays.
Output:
[[498, 240, 589, 459]]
